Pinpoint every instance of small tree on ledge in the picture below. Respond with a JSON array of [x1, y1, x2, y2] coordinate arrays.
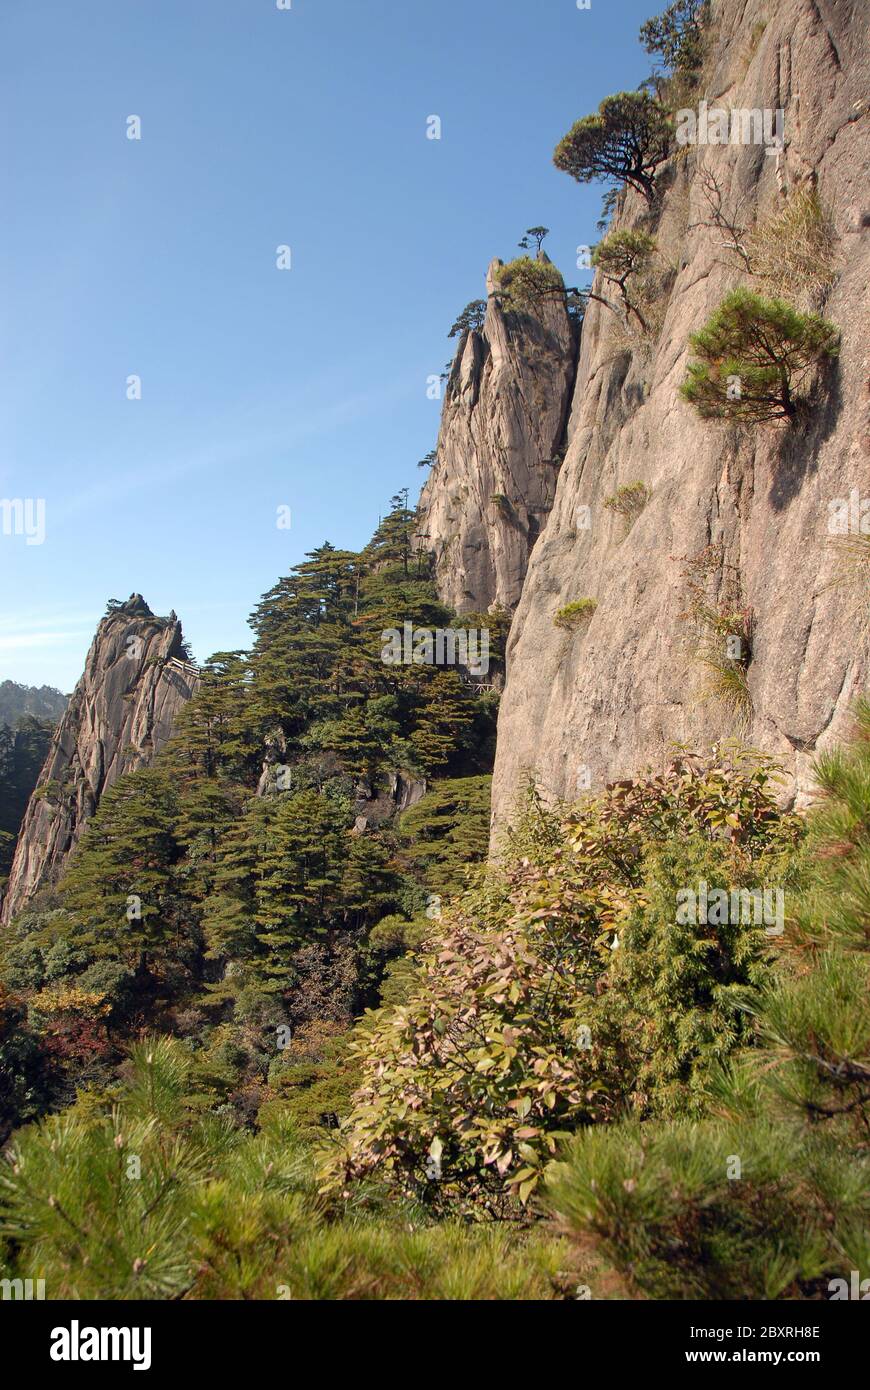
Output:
[[518, 226, 550, 255], [680, 289, 839, 424], [448, 300, 487, 339], [592, 230, 657, 331], [494, 256, 565, 313]]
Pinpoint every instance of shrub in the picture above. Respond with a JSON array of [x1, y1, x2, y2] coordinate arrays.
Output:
[[604, 481, 651, 531], [592, 231, 657, 332], [696, 643, 753, 731], [680, 288, 839, 423], [598, 824, 803, 1117], [547, 1118, 815, 1299], [548, 702, 870, 1301], [554, 91, 671, 204], [554, 599, 597, 631], [494, 256, 565, 313], [324, 752, 801, 1209], [748, 188, 840, 309]]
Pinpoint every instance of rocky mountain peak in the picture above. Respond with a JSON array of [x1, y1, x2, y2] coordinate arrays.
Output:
[[416, 253, 577, 613], [0, 598, 199, 924]]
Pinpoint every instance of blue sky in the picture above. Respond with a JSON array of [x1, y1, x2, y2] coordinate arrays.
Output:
[[0, 0, 655, 691]]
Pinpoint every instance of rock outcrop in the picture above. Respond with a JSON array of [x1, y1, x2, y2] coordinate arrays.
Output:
[[0, 596, 199, 923], [416, 256, 576, 612], [482, 0, 869, 835]]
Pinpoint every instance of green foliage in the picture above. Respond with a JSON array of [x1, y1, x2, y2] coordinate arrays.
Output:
[[0, 984, 48, 1141], [680, 288, 840, 423], [677, 545, 754, 731], [553, 91, 671, 203], [592, 230, 657, 331], [547, 1119, 819, 1299], [395, 776, 491, 901], [0, 1034, 572, 1300], [696, 647, 753, 732], [554, 598, 597, 631], [639, 0, 709, 78], [0, 717, 55, 879], [599, 826, 803, 1117], [326, 752, 801, 1209], [604, 481, 651, 531], [448, 300, 487, 339], [518, 226, 550, 254], [494, 256, 565, 313], [592, 230, 656, 282], [1, 498, 499, 1123], [547, 705, 870, 1300]]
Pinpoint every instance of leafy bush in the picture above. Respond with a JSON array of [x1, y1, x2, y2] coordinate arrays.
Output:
[[494, 257, 565, 313], [547, 702, 870, 1301], [604, 481, 651, 532], [680, 288, 839, 423], [324, 751, 802, 1208], [554, 599, 597, 631]]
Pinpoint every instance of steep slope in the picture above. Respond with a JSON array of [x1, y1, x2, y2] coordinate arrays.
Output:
[[0, 596, 199, 923], [491, 0, 870, 833], [416, 256, 576, 612], [0, 718, 55, 880]]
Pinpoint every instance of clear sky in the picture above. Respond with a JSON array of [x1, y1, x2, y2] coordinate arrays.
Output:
[[0, 0, 656, 691]]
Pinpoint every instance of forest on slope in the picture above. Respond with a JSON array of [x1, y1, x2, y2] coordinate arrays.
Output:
[[1, 0, 868, 1301]]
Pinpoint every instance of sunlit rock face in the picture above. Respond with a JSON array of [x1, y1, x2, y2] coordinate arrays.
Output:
[[490, 0, 870, 840], [1, 596, 199, 924], [416, 255, 577, 614]]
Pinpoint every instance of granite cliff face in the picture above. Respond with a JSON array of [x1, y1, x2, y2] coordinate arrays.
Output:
[[487, 0, 870, 835], [0, 596, 199, 923], [411, 0, 869, 837], [416, 256, 576, 612]]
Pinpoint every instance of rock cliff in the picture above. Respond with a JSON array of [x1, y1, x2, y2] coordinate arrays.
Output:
[[416, 256, 576, 612], [406, 0, 870, 837], [0, 596, 199, 923], [488, 0, 869, 835]]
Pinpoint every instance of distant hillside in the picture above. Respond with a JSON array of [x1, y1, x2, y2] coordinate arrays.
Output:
[[0, 717, 55, 882], [0, 681, 68, 727]]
